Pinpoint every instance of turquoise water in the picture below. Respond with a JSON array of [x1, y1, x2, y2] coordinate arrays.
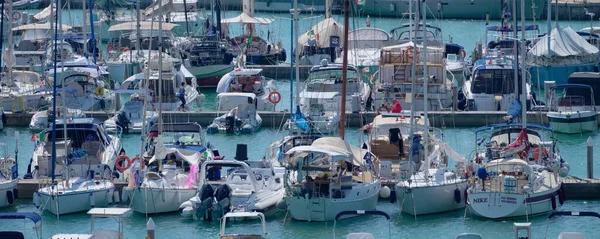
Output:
[[2, 8, 599, 239], [0, 125, 598, 238]]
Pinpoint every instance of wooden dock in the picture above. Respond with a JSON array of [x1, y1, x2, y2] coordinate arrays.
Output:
[[16, 177, 600, 200], [6, 110, 561, 128]]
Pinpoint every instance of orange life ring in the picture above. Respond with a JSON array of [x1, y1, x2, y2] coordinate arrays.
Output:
[[533, 147, 549, 160], [12, 11, 20, 21], [268, 91, 281, 104], [121, 47, 130, 53], [460, 49, 467, 59], [115, 155, 131, 172]]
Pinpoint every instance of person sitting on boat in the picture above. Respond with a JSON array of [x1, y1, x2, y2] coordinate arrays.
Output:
[[116, 111, 131, 134], [389, 127, 405, 157], [391, 98, 402, 113], [178, 82, 187, 111]]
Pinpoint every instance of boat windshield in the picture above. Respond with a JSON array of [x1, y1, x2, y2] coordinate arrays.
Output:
[[471, 69, 517, 94], [307, 69, 357, 83], [554, 86, 594, 106]]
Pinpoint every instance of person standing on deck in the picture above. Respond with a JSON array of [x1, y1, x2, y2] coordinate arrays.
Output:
[[178, 82, 186, 111], [391, 98, 402, 113]]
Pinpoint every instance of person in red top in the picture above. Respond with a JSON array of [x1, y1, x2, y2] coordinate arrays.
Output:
[[391, 98, 402, 113]]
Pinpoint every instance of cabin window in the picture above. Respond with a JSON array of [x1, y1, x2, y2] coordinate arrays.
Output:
[[472, 69, 519, 95]]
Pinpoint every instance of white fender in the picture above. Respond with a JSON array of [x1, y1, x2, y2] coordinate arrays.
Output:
[[107, 189, 114, 204], [113, 190, 121, 204]]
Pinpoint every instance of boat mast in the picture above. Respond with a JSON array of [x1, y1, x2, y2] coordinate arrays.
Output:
[[546, 0, 551, 51], [520, 0, 527, 127], [51, 0, 58, 185], [5, 0, 13, 82], [158, 0, 164, 134], [339, 0, 349, 139], [183, 0, 189, 35], [512, 0, 518, 102], [422, 0, 430, 178], [407, 0, 418, 183], [58, 0, 70, 187], [293, 0, 300, 107], [289, 0, 294, 112], [136, 0, 141, 56], [87, 0, 97, 63]]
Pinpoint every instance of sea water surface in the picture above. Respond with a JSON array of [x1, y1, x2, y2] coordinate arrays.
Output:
[[0, 123, 598, 238], [1, 8, 599, 239]]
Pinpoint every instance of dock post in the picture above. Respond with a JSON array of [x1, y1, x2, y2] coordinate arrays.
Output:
[[146, 217, 155, 239], [588, 137, 594, 179]]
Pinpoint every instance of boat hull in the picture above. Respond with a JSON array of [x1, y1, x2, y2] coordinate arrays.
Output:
[[285, 181, 380, 221], [396, 180, 468, 215], [0, 180, 18, 208], [126, 186, 197, 214], [548, 111, 597, 134], [37, 186, 114, 215], [186, 64, 234, 87], [468, 184, 562, 219]]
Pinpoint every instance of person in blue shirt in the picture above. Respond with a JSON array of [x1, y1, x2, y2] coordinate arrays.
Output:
[[178, 82, 186, 111]]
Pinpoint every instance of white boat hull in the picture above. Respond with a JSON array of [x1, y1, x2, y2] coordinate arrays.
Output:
[[396, 180, 467, 215], [468, 184, 562, 219], [547, 111, 597, 134], [37, 184, 115, 215], [126, 186, 197, 214], [285, 180, 380, 221], [0, 180, 18, 208]]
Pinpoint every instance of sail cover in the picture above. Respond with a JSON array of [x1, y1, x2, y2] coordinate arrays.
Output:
[[298, 18, 344, 48], [222, 12, 273, 24], [530, 26, 599, 58]]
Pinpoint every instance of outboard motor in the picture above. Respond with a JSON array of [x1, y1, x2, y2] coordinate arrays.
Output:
[[196, 184, 215, 220], [225, 108, 236, 134], [213, 184, 232, 219]]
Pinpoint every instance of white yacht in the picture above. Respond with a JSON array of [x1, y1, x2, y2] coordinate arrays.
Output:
[[207, 93, 263, 134], [0, 142, 18, 208], [547, 84, 597, 134], [104, 96, 159, 134], [216, 68, 276, 111], [467, 123, 568, 219], [29, 107, 85, 131], [35, 177, 115, 215], [283, 137, 380, 221], [179, 159, 284, 220], [26, 118, 122, 180], [123, 123, 216, 214]]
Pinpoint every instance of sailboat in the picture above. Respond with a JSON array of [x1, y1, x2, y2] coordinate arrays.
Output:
[[393, 0, 467, 216], [222, 0, 286, 65], [123, 4, 216, 214], [465, 2, 568, 219], [33, 0, 116, 216], [0, 137, 19, 208], [281, 0, 380, 222]]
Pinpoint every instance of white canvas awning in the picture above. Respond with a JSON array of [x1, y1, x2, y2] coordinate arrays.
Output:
[[298, 18, 344, 48], [107, 21, 179, 32], [12, 23, 72, 31], [222, 12, 273, 24]]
